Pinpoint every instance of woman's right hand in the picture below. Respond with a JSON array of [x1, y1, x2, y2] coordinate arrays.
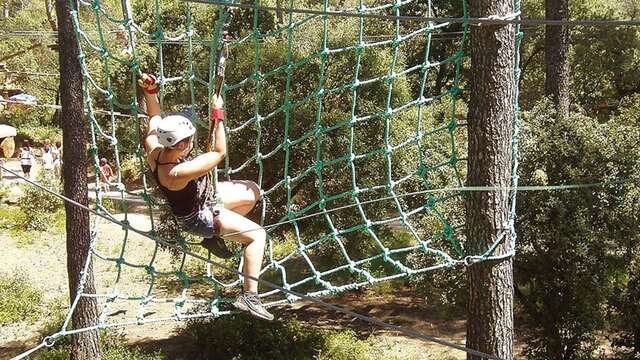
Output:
[[138, 74, 160, 94]]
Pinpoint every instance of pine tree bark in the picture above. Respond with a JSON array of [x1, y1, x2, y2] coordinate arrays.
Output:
[[545, 0, 570, 118], [55, 0, 102, 359], [465, 0, 516, 359]]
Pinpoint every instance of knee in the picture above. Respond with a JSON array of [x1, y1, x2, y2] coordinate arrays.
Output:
[[245, 180, 262, 202], [249, 228, 266, 248]]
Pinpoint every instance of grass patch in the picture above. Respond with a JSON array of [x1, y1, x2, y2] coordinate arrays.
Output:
[[0, 271, 43, 324], [0, 205, 22, 228], [37, 297, 71, 346], [0, 201, 65, 247], [0, 183, 10, 201]]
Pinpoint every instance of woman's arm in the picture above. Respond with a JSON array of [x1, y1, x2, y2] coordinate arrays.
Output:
[[211, 95, 226, 156], [168, 95, 227, 182], [169, 151, 225, 181], [138, 74, 163, 155]]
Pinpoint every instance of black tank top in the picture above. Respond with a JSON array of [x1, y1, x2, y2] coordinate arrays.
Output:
[[153, 151, 199, 218]]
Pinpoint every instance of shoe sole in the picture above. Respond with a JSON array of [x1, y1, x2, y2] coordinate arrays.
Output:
[[233, 299, 274, 321], [201, 238, 234, 258]]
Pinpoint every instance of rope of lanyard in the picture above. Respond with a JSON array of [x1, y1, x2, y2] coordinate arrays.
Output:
[[204, 7, 233, 206]]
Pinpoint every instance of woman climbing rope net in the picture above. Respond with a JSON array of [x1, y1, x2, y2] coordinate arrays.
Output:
[[139, 74, 274, 321]]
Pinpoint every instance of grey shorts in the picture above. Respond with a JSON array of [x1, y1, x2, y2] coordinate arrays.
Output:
[[179, 206, 222, 238]]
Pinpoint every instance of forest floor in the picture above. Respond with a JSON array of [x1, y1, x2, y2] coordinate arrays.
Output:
[[0, 159, 524, 359]]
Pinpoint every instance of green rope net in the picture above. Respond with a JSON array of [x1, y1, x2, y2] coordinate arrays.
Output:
[[46, 0, 522, 342]]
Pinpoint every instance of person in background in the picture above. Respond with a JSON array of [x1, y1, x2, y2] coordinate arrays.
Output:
[[52, 141, 62, 179], [19, 140, 34, 179], [41, 143, 54, 180], [99, 158, 114, 193]]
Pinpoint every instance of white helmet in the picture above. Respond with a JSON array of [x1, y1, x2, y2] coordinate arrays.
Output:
[[157, 115, 195, 148]]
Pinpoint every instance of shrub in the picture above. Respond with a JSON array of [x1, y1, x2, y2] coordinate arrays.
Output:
[[101, 341, 167, 360], [180, 313, 324, 359], [16, 126, 62, 145], [0, 272, 43, 324], [120, 156, 143, 186], [17, 174, 63, 231], [315, 331, 371, 360], [36, 296, 71, 345], [179, 313, 418, 360], [100, 197, 121, 214], [0, 204, 21, 228]]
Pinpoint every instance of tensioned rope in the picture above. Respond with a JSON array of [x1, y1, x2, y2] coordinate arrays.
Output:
[[0, 99, 144, 118], [184, 0, 640, 27], [17, 0, 523, 358], [0, 70, 59, 77]]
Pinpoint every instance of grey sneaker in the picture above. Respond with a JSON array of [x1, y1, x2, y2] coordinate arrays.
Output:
[[233, 293, 274, 321]]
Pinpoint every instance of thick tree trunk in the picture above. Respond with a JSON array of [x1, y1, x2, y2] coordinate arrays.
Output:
[[545, 0, 570, 118], [465, 0, 516, 359], [55, 0, 102, 359]]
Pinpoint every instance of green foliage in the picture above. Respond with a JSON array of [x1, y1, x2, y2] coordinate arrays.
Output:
[[17, 175, 64, 232], [119, 155, 144, 186], [315, 331, 380, 360], [37, 297, 71, 349], [0, 107, 61, 146], [5, 0, 639, 357], [0, 3, 59, 105], [515, 100, 640, 359], [0, 183, 10, 202], [0, 271, 43, 324], [16, 125, 62, 145], [179, 313, 416, 360], [0, 204, 21, 230], [100, 197, 120, 214], [406, 264, 466, 317], [180, 313, 322, 359], [611, 254, 640, 359], [519, 0, 640, 112]]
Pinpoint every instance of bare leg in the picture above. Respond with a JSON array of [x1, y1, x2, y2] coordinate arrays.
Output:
[[216, 207, 266, 293], [217, 180, 261, 216]]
